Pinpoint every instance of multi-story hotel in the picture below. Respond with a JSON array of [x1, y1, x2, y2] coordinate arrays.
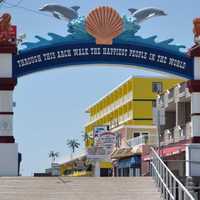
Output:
[[145, 79, 200, 195], [85, 76, 183, 176], [147, 81, 195, 181]]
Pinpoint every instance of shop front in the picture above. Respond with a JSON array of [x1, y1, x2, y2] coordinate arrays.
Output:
[[115, 155, 141, 177], [142, 144, 186, 176], [99, 161, 113, 177]]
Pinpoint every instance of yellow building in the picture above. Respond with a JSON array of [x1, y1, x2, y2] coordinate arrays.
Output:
[[60, 155, 93, 176], [84, 76, 184, 176], [85, 76, 183, 147]]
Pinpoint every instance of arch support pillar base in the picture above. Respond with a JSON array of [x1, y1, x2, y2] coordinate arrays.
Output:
[[0, 136, 15, 143], [0, 43, 20, 176], [186, 42, 200, 177], [0, 143, 19, 176]]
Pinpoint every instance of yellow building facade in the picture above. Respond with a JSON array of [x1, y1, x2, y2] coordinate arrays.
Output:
[[85, 76, 183, 147]]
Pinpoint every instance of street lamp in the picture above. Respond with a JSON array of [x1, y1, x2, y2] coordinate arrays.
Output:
[[156, 87, 166, 158], [157, 95, 161, 157]]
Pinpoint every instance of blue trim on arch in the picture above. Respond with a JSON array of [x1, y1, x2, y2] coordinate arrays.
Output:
[[13, 43, 194, 79], [21, 16, 186, 54]]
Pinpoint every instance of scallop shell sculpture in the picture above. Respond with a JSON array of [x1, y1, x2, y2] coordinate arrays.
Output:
[[86, 6, 123, 45]]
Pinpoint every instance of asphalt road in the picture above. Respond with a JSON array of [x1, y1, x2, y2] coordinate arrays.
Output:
[[0, 177, 161, 200]]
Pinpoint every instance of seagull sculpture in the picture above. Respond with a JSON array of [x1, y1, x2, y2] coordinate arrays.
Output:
[[128, 7, 167, 24], [39, 4, 80, 21]]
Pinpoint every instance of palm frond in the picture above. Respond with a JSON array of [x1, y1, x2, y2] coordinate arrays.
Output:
[[66, 139, 80, 153]]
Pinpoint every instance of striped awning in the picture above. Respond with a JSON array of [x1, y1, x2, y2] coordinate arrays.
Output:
[[143, 145, 186, 161], [111, 148, 133, 159], [111, 147, 141, 159]]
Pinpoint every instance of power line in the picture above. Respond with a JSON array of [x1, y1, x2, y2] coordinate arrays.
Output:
[[4, 1, 50, 17], [7, 0, 23, 8], [2, 1, 65, 21], [1, 0, 23, 8]]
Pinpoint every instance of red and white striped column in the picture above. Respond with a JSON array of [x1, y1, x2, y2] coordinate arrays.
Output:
[[0, 45, 19, 176], [186, 22, 200, 178], [0, 78, 16, 143]]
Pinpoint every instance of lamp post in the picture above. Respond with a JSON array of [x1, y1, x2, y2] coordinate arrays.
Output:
[[156, 91, 163, 157], [157, 95, 161, 157]]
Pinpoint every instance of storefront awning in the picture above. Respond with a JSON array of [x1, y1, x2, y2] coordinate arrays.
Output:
[[100, 161, 112, 169], [143, 145, 186, 161], [111, 147, 142, 159], [111, 148, 134, 159]]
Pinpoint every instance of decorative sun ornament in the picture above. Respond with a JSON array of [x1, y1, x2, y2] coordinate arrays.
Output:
[[85, 6, 123, 45]]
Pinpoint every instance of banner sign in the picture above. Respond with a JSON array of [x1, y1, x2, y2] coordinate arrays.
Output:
[[87, 131, 115, 160], [13, 43, 194, 79], [93, 125, 109, 142], [86, 146, 106, 160], [95, 132, 116, 155]]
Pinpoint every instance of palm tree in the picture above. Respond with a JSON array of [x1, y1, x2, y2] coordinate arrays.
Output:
[[82, 132, 94, 147], [49, 151, 59, 164], [66, 139, 80, 159]]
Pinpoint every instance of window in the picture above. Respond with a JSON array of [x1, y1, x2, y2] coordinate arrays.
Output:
[[142, 132, 148, 136], [152, 82, 163, 93], [127, 129, 133, 140], [152, 100, 156, 108], [115, 132, 121, 148], [142, 133, 149, 144], [134, 132, 140, 138]]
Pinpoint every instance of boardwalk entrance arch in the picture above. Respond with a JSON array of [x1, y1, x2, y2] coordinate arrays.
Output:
[[0, 6, 199, 176]]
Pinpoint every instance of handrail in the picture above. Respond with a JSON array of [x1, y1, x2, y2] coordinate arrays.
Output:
[[150, 147, 195, 200], [127, 135, 157, 147], [151, 161, 174, 200]]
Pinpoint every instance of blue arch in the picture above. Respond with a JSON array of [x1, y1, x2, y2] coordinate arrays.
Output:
[[13, 42, 194, 79]]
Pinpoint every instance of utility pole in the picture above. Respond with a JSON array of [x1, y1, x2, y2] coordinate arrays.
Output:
[[157, 94, 161, 157], [157, 92, 166, 158]]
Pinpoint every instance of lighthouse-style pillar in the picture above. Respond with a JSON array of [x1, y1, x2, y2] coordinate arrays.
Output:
[[0, 14, 19, 176], [185, 19, 200, 196]]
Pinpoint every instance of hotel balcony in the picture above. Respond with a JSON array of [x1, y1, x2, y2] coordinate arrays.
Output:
[[86, 91, 133, 126], [127, 135, 157, 148], [160, 122, 192, 147], [156, 81, 191, 148], [168, 88, 175, 103], [159, 81, 191, 109], [179, 82, 187, 94]]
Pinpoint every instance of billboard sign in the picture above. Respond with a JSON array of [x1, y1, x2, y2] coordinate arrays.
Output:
[[95, 132, 116, 155], [86, 146, 106, 160], [93, 125, 109, 145], [87, 130, 115, 160]]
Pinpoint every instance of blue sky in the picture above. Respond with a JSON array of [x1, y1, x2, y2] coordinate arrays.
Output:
[[0, 0, 199, 175]]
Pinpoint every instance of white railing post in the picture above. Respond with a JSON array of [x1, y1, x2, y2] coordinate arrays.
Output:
[[178, 186, 182, 200], [169, 175, 172, 198], [150, 147, 196, 200], [173, 180, 177, 200], [166, 170, 169, 200]]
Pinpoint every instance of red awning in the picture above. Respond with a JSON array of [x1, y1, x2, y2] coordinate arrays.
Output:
[[160, 145, 185, 157], [143, 145, 186, 161]]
